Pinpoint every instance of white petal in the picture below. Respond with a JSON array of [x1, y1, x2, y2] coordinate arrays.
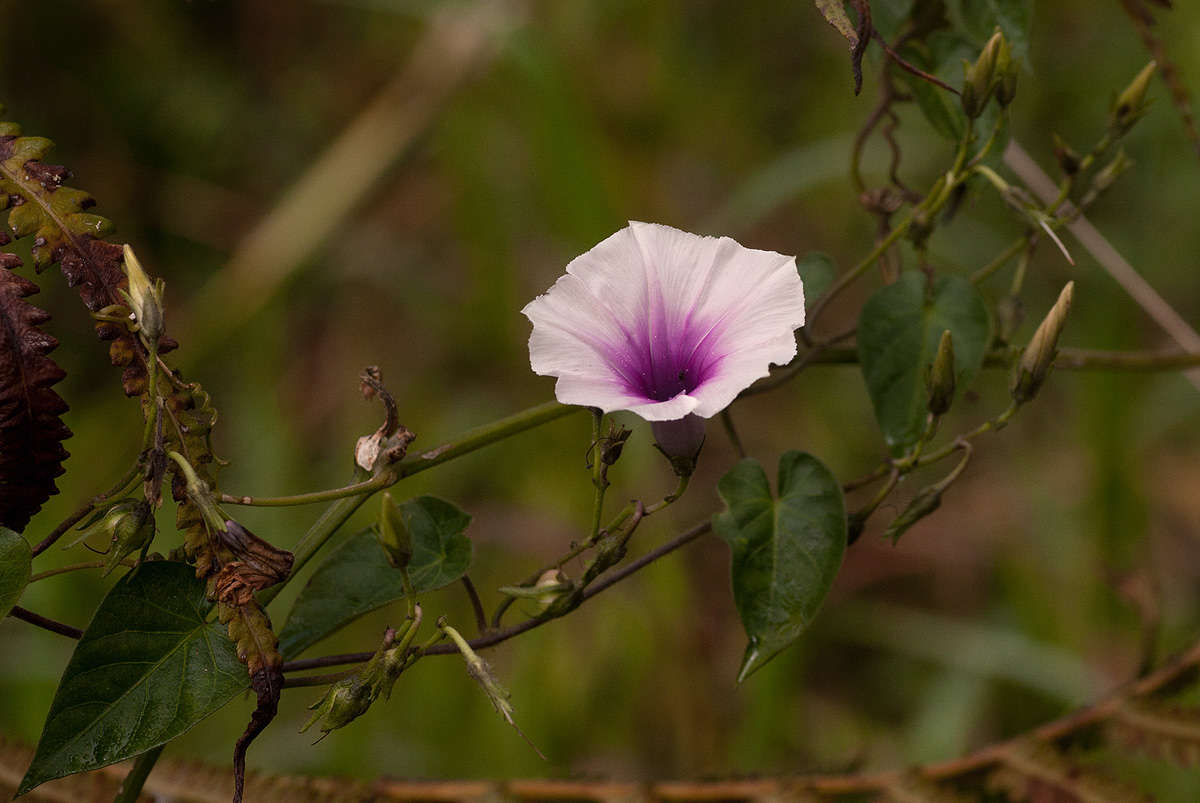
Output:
[[522, 222, 806, 421]]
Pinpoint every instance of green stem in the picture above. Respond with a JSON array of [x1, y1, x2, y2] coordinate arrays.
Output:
[[30, 560, 134, 583], [395, 401, 581, 479], [261, 471, 373, 608], [220, 474, 393, 507], [970, 237, 1026, 284], [113, 744, 164, 803], [915, 402, 1019, 468], [645, 474, 690, 515], [588, 408, 608, 542], [806, 222, 913, 329]]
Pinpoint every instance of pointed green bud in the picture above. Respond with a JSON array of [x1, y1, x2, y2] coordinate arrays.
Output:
[[883, 487, 942, 543], [301, 677, 372, 735], [300, 627, 406, 735], [64, 498, 150, 564], [1111, 61, 1157, 136], [1011, 282, 1074, 404], [376, 491, 412, 569], [103, 500, 154, 576], [119, 245, 166, 346], [960, 60, 981, 120], [962, 30, 1005, 119], [993, 34, 1017, 107], [926, 330, 956, 416], [1052, 134, 1081, 176]]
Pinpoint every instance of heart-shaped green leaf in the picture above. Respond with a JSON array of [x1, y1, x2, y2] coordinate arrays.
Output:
[[714, 452, 846, 682], [19, 561, 245, 795], [279, 495, 472, 659], [858, 272, 991, 451], [0, 527, 31, 618]]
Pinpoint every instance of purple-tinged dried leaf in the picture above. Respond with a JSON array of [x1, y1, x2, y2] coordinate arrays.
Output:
[[0, 265, 71, 530]]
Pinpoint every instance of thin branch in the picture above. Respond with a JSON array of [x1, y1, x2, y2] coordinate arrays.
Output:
[[30, 560, 133, 582], [872, 25, 959, 94], [282, 520, 713, 674], [219, 474, 392, 507], [8, 606, 84, 639], [460, 576, 489, 636]]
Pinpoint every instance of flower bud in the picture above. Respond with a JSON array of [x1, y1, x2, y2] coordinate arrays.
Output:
[[120, 245, 165, 345], [1011, 282, 1074, 404], [883, 487, 942, 543], [103, 500, 154, 576], [651, 414, 705, 477], [301, 628, 405, 735], [993, 34, 1017, 107], [926, 330, 956, 416], [66, 498, 154, 573], [534, 569, 570, 613], [960, 62, 981, 120], [1052, 134, 1081, 176], [1110, 61, 1157, 136], [961, 30, 1005, 119], [301, 677, 372, 735], [376, 491, 412, 569]]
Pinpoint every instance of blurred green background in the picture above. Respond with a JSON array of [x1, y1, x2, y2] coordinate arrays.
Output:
[[3, 0, 1200, 794]]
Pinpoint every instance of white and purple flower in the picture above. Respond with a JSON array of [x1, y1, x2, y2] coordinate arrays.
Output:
[[522, 222, 806, 426]]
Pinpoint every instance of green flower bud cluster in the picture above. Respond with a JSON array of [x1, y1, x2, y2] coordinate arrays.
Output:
[[67, 498, 155, 575], [302, 616, 420, 736], [961, 29, 1018, 120]]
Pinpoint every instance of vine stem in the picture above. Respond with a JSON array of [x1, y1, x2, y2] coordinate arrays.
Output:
[[588, 408, 608, 542], [219, 474, 393, 507], [30, 560, 134, 583], [396, 400, 580, 479], [282, 519, 713, 674], [7, 606, 83, 639]]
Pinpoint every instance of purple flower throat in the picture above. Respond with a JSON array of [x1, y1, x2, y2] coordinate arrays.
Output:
[[609, 311, 722, 403]]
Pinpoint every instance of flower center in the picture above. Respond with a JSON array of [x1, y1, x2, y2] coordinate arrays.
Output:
[[635, 350, 711, 402]]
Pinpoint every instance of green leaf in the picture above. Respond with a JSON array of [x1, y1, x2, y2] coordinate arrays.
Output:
[[858, 272, 991, 451], [18, 562, 245, 795], [279, 495, 472, 659], [871, 0, 916, 43], [796, 251, 836, 310], [0, 527, 31, 618], [713, 452, 846, 682]]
